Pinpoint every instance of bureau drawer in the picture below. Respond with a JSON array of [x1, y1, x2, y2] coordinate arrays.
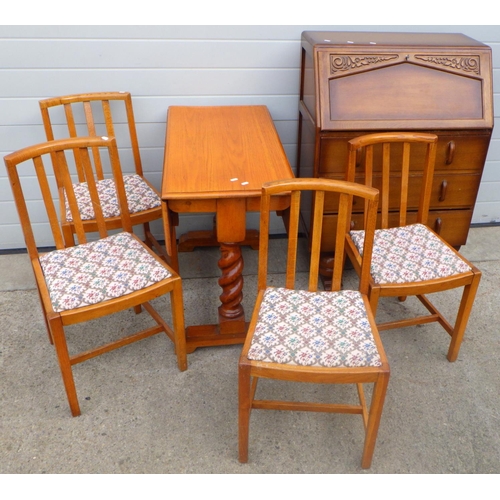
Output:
[[322, 172, 481, 211], [318, 132, 491, 175], [320, 209, 473, 252]]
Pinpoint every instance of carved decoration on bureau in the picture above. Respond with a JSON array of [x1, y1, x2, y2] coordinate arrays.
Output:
[[415, 55, 480, 74], [330, 54, 399, 74]]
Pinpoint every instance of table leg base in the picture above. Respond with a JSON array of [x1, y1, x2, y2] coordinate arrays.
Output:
[[178, 229, 259, 252], [185, 320, 248, 353]]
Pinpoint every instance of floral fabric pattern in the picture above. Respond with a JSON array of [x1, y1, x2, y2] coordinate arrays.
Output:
[[247, 288, 382, 368], [65, 174, 161, 221], [39, 232, 171, 312], [350, 223, 471, 284]]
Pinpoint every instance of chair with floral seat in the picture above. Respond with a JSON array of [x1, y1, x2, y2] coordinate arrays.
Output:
[[4, 136, 187, 417], [238, 177, 389, 469], [39, 91, 176, 267], [344, 132, 481, 362]]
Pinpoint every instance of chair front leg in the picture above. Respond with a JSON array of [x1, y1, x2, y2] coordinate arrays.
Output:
[[49, 317, 81, 417], [238, 364, 252, 463], [361, 372, 389, 469]]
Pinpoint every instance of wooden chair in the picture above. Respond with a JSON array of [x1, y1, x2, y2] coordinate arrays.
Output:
[[39, 91, 174, 266], [4, 136, 187, 417], [239, 178, 389, 469], [344, 132, 481, 362]]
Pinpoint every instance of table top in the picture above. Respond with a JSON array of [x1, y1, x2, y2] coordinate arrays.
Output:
[[162, 105, 294, 201]]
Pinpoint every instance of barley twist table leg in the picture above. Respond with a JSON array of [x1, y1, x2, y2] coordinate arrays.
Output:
[[218, 242, 244, 319]]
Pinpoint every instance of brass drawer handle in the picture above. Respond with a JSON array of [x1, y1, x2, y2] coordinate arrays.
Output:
[[439, 180, 448, 201], [446, 141, 456, 165], [434, 217, 442, 234]]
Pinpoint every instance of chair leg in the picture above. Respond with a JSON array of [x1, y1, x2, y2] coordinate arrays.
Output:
[[361, 372, 389, 469], [238, 365, 252, 463], [61, 222, 76, 247], [36, 289, 53, 345], [447, 272, 481, 362], [143, 221, 153, 248], [171, 281, 187, 372], [369, 287, 381, 319], [49, 317, 81, 417]]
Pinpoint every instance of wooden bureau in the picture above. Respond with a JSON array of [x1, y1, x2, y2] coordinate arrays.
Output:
[[297, 31, 494, 284]]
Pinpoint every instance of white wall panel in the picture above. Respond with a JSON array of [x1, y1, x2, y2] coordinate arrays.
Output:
[[481, 161, 500, 182], [1, 25, 499, 250], [2, 25, 498, 41], [0, 40, 300, 68], [0, 69, 300, 97], [473, 202, 500, 223], [0, 95, 298, 125], [493, 69, 500, 92], [486, 139, 500, 161]]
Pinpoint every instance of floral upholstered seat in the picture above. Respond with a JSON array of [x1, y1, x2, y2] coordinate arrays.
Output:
[[39, 232, 171, 312], [65, 174, 161, 222], [350, 223, 471, 285], [247, 288, 382, 368]]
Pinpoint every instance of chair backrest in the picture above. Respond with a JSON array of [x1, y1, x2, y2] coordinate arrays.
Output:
[[39, 91, 143, 186], [258, 178, 379, 294], [4, 136, 131, 261], [346, 132, 438, 229]]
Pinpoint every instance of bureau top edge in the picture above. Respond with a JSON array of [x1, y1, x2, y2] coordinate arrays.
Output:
[[301, 31, 490, 49]]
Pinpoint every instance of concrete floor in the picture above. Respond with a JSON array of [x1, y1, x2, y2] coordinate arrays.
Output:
[[1, 226, 499, 474]]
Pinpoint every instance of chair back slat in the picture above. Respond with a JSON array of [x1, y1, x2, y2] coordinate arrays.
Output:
[[308, 190, 324, 292], [102, 100, 116, 137], [364, 145, 374, 227], [33, 154, 66, 249], [285, 190, 300, 289], [347, 132, 438, 231], [258, 178, 379, 295], [64, 103, 87, 183], [398, 142, 411, 226], [332, 191, 350, 291], [54, 148, 88, 244], [81, 100, 105, 180], [63, 102, 79, 138], [257, 191, 271, 291], [123, 94, 144, 176], [108, 138, 133, 233], [381, 143, 391, 228]]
